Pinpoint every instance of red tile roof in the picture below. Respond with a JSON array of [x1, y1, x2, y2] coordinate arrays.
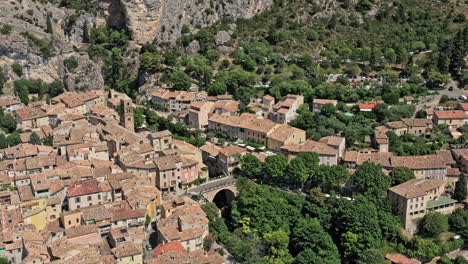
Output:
[[359, 101, 383, 110], [15, 107, 47, 120], [385, 253, 421, 264], [153, 241, 185, 256], [458, 103, 468, 111], [434, 110, 468, 119], [66, 178, 101, 197]]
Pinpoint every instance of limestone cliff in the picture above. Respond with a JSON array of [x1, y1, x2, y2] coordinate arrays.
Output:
[[0, 0, 274, 93], [118, 0, 274, 44]]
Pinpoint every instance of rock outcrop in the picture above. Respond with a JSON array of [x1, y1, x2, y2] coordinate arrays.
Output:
[[0, 0, 275, 93], [119, 0, 274, 44]]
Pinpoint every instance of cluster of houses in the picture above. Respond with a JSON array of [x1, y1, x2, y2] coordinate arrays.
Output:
[[0, 90, 224, 264], [0, 83, 465, 263]]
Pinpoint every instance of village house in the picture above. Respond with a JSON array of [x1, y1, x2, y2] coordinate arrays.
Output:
[[151, 89, 207, 112], [65, 142, 109, 162], [207, 114, 306, 151], [213, 100, 239, 116], [111, 242, 143, 264], [157, 197, 209, 252], [312, 98, 338, 113], [14, 106, 49, 130], [451, 149, 468, 173], [188, 101, 215, 130], [66, 178, 113, 210], [358, 101, 383, 112], [51, 92, 88, 115], [0, 97, 22, 112], [388, 178, 458, 234], [217, 145, 247, 176], [343, 152, 448, 179], [432, 110, 468, 129], [385, 253, 421, 264], [269, 94, 304, 123], [383, 118, 433, 136], [319, 136, 346, 160], [110, 207, 146, 228], [281, 139, 339, 165], [457, 102, 468, 114], [0, 143, 55, 160]]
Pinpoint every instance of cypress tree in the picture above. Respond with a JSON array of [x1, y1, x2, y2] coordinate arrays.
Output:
[[82, 20, 90, 43], [453, 175, 467, 202], [46, 14, 53, 34]]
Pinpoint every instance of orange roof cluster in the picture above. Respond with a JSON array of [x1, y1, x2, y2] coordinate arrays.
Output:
[[434, 110, 468, 119]]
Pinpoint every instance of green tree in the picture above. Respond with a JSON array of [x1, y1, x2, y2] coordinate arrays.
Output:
[[357, 248, 387, 264], [312, 165, 350, 192], [0, 256, 11, 264], [453, 175, 467, 202], [287, 157, 309, 186], [352, 162, 390, 193], [382, 91, 400, 105], [371, 48, 382, 66], [6, 132, 21, 147], [448, 208, 468, 236], [133, 108, 145, 129], [291, 218, 340, 263], [385, 48, 397, 64], [422, 212, 449, 237], [265, 154, 289, 182], [169, 71, 192, 90], [12, 63, 23, 77], [14, 79, 29, 105], [1, 114, 16, 133], [43, 135, 53, 146], [64, 56, 79, 71], [0, 67, 5, 93], [341, 231, 361, 260], [48, 80, 64, 97], [0, 134, 7, 149], [390, 167, 415, 186], [82, 20, 90, 43], [46, 14, 53, 34], [139, 50, 163, 74], [440, 95, 449, 104], [29, 132, 42, 145], [296, 152, 319, 174], [240, 154, 263, 179], [263, 229, 294, 264], [427, 70, 449, 88]]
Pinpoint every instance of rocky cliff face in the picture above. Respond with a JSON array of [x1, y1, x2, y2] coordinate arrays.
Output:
[[116, 0, 274, 44], [0, 0, 273, 94]]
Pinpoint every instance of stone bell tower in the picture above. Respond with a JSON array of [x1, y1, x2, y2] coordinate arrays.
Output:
[[120, 99, 134, 132]]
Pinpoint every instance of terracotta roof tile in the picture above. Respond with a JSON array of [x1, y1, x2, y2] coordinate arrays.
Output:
[[388, 178, 445, 198]]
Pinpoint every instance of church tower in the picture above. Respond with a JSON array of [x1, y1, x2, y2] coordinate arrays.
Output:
[[120, 99, 134, 131]]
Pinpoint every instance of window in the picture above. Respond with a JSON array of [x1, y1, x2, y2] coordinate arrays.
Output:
[[68, 220, 71, 225], [88, 196, 92, 201], [76, 218, 79, 223], [75, 197, 80, 203], [98, 194, 101, 200]]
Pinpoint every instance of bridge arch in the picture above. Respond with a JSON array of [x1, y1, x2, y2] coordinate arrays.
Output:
[[212, 188, 236, 208], [201, 184, 238, 205]]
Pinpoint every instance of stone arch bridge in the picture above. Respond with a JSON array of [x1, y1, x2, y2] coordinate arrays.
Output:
[[188, 177, 238, 207]]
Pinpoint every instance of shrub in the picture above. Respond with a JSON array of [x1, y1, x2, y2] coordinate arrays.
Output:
[[64, 56, 79, 71], [0, 24, 12, 35], [12, 63, 23, 77]]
